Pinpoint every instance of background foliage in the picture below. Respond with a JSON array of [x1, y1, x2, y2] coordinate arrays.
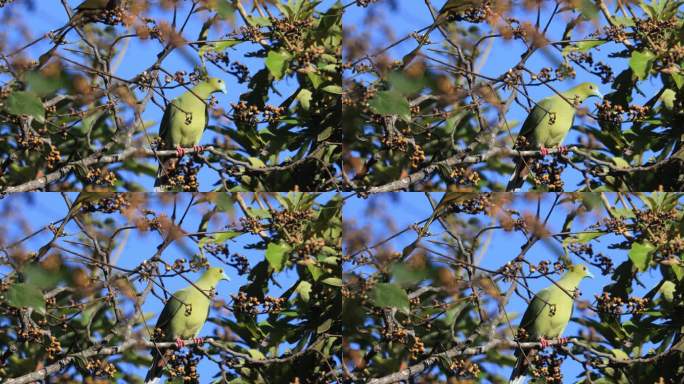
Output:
[[343, 0, 684, 192], [343, 192, 684, 383], [0, 192, 342, 383], [0, 0, 342, 192]]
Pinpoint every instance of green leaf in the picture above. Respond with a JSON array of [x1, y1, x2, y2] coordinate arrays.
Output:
[[575, 40, 606, 53], [317, 318, 332, 333], [368, 90, 411, 122], [611, 348, 629, 361], [247, 157, 266, 168], [297, 89, 312, 110], [370, 283, 410, 315], [247, 349, 265, 360], [296, 281, 312, 302], [321, 277, 342, 287], [198, 230, 241, 248], [251, 16, 272, 27], [307, 72, 323, 89], [214, 0, 235, 20], [317, 126, 333, 141], [199, 40, 241, 57], [213, 231, 241, 242], [5, 283, 46, 315], [248, 208, 271, 219], [576, 231, 604, 243], [628, 242, 655, 272], [265, 50, 291, 80], [629, 50, 655, 80], [612, 157, 630, 169], [5, 91, 45, 123], [672, 262, 684, 281], [391, 263, 428, 287], [388, 71, 426, 95], [25, 71, 66, 96], [306, 263, 323, 281], [265, 242, 289, 272], [23, 264, 62, 290], [672, 72, 684, 89], [578, 0, 599, 18], [321, 85, 342, 94]]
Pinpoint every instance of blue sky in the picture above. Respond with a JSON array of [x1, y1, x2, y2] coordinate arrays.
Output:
[[343, 1, 667, 190], [342, 192, 668, 383], [0, 0, 337, 190], [0, 192, 336, 383]]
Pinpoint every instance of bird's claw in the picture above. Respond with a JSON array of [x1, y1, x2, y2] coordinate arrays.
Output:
[[175, 146, 186, 158], [558, 336, 569, 345], [192, 337, 204, 345], [175, 338, 185, 348], [557, 145, 568, 155], [192, 145, 204, 153], [540, 146, 549, 156]]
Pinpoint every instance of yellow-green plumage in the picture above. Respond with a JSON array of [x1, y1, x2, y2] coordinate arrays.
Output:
[[154, 77, 227, 191], [506, 82, 602, 191], [144, 267, 229, 384], [509, 264, 593, 384]]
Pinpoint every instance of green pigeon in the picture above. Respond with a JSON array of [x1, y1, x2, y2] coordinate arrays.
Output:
[[506, 82, 603, 191], [153, 77, 227, 191], [509, 264, 593, 384], [144, 267, 229, 384]]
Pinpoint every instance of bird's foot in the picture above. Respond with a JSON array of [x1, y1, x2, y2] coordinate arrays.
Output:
[[557, 336, 569, 345], [192, 145, 204, 153], [540, 146, 550, 156], [175, 337, 185, 349], [539, 337, 550, 348], [557, 145, 568, 155], [192, 337, 204, 345], [175, 146, 186, 158]]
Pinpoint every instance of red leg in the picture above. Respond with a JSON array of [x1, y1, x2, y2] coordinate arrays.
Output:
[[540, 146, 549, 156], [539, 336, 549, 348], [175, 146, 186, 158], [557, 145, 568, 155], [175, 337, 185, 348], [192, 337, 204, 345], [193, 145, 204, 153], [558, 336, 568, 345]]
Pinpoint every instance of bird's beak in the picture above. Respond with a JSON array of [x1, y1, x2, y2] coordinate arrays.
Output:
[[220, 83, 227, 94], [586, 269, 594, 279], [221, 271, 230, 281]]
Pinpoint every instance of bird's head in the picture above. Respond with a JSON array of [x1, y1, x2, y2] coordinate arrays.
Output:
[[567, 263, 594, 279], [206, 77, 227, 95], [203, 267, 230, 283], [571, 82, 603, 101]]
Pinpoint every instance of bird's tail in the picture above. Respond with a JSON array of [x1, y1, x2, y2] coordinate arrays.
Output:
[[144, 351, 163, 384], [154, 158, 178, 192], [509, 353, 527, 384], [506, 159, 528, 192]]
